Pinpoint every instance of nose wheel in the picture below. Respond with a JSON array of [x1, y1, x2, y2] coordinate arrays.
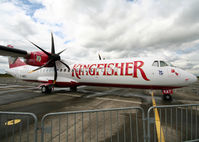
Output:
[[163, 94, 172, 101], [162, 89, 173, 101]]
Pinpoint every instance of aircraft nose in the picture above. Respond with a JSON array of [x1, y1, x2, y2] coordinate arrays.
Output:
[[185, 73, 198, 84], [192, 75, 198, 83], [187, 74, 198, 84]]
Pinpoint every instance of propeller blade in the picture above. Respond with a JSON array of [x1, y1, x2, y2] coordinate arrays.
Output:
[[28, 59, 52, 73], [57, 49, 66, 55], [28, 64, 46, 73], [59, 60, 70, 72], [29, 41, 50, 56], [51, 33, 55, 54], [53, 62, 57, 84]]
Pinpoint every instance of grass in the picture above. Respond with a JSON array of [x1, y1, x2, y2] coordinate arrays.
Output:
[[0, 74, 13, 77]]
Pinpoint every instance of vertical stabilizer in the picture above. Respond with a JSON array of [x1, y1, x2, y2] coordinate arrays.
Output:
[[7, 45, 26, 68]]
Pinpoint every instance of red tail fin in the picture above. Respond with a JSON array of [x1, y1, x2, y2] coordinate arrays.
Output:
[[7, 45, 26, 68], [9, 57, 26, 68]]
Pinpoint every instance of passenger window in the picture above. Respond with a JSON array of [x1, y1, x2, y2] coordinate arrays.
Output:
[[60, 69, 62, 72], [152, 61, 159, 67], [160, 61, 168, 67]]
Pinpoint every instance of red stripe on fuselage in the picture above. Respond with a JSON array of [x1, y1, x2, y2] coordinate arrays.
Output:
[[79, 82, 181, 89], [23, 79, 180, 89]]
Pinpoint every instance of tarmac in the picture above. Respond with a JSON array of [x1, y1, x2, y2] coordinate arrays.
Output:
[[0, 77, 198, 142]]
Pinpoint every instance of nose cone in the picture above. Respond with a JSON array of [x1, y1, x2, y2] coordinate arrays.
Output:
[[192, 75, 198, 83], [187, 74, 198, 84]]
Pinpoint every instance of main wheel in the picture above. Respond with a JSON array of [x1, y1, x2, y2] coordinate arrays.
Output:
[[70, 86, 77, 92], [41, 86, 52, 94]]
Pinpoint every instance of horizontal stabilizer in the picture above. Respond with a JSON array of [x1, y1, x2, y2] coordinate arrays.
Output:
[[0, 45, 28, 57]]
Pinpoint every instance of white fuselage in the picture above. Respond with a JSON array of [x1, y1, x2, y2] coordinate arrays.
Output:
[[6, 58, 197, 89]]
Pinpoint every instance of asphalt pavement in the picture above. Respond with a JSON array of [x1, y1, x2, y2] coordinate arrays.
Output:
[[0, 77, 198, 142]]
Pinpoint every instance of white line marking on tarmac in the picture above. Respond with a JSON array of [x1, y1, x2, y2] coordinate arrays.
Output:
[[98, 97, 142, 104], [0, 85, 22, 89], [62, 93, 141, 104], [0, 84, 7, 86], [0, 87, 37, 95]]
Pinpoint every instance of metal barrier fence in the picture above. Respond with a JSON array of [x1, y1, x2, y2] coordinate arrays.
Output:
[[0, 104, 199, 142], [41, 107, 146, 142], [0, 111, 38, 142], [147, 104, 199, 142]]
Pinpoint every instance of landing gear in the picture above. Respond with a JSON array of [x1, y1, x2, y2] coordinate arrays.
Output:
[[162, 94, 172, 101], [70, 86, 77, 92], [162, 89, 173, 101], [41, 86, 52, 94]]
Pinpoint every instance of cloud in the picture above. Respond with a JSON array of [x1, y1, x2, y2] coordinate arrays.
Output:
[[0, 0, 199, 75]]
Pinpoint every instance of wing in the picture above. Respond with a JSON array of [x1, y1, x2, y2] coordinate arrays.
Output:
[[0, 45, 28, 57]]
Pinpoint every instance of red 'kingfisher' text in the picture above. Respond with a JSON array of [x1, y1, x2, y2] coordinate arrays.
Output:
[[72, 61, 150, 81]]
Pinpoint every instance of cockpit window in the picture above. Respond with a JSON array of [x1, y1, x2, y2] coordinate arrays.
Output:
[[160, 61, 168, 67], [152, 61, 159, 67]]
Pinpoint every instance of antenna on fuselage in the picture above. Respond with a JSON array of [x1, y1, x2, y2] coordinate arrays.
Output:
[[98, 53, 102, 60], [98, 53, 105, 60]]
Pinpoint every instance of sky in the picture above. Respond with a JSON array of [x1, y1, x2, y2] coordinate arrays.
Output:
[[0, 0, 199, 75]]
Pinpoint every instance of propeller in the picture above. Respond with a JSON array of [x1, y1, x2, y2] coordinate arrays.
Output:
[[29, 33, 70, 84]]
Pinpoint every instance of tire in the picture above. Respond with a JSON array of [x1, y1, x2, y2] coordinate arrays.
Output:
[[70, 86, 77, 92], [163, 94, 172, 101], [41, 86, 52, 94], [41, 86, 47, 93]]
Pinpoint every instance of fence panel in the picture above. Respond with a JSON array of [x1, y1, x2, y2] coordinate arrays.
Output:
[[1, 104, 199, 142], [0, 111, 38, 142], [147, 104, 199, 142], [41, 107, 146, 142]]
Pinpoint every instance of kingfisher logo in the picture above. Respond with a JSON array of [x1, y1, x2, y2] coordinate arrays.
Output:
[[36, 55, 42, 62], [171, 69, 179, 76], [72, 61, 150, 81]]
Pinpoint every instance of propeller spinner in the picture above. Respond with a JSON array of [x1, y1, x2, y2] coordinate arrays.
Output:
[[29, 33, 70, 84]]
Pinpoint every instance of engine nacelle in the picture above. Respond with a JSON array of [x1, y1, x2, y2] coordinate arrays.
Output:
[[25, 51, 50, 67]]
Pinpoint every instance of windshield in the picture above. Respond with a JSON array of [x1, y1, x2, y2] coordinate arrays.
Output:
[[152, 60, 175, 67], [160, 61, 168, 67], [152, 60, 159, 67]]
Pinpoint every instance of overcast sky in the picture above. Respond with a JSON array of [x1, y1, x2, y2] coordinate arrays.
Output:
[[0, 0, 199, 75]]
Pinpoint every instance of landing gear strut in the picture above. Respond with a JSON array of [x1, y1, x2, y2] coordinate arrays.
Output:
[[41, 86, 52, 94], [162, 90, 173, 101]]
